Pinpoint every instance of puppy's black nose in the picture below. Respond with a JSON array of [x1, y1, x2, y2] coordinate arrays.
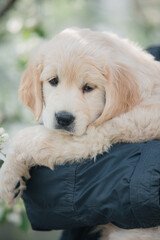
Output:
[[55, 111, 75, 127]]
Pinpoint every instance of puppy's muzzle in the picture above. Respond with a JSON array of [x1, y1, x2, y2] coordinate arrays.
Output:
[[55, 111, 75, 132]]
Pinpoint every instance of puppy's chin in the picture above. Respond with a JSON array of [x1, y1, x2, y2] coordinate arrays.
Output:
[[54, 127, 87, 137], [54, 129, 74, 136], [43, 123, 87, 137], [54, 127, 75, 136]]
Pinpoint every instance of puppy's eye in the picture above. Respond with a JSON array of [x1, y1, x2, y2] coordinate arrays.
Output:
[[49, 77, 59, 86], [82, 84, 94, 93]]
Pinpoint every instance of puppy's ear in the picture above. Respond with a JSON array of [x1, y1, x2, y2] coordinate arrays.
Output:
[[94, 63, 140, 125], [19, 59, 43, 122]]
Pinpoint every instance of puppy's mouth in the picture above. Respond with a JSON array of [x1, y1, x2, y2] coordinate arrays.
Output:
[[55, 124, 75, 134]]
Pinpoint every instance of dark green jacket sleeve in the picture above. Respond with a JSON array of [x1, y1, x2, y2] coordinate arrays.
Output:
[[22, 140, 160, 231]]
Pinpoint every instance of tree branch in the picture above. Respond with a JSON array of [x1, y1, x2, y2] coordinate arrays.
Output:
[[0, 0, 17, 19]]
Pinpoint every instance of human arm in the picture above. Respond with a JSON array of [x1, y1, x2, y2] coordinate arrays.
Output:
[[22, 140, 160, 231]]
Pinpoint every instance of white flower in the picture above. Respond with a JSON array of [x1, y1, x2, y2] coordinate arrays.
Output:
[[1, 133, 9, 142], [0, 129, 9, 161]]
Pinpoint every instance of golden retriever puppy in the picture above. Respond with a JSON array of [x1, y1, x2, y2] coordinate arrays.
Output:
[[1, 28, 160, 239]]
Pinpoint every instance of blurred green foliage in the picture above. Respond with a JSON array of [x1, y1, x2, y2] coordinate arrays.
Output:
[[0, 200, 29, 231], [0, 0, 160, 239]]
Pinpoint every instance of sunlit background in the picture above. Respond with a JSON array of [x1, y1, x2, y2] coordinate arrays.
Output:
[[0, 0, 160, 239]]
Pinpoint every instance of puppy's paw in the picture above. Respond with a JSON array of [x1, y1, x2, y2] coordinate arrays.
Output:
[[0, 168, 29, 207]]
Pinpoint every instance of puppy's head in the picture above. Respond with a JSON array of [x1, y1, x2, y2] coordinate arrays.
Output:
[[19, 28, 140, 136]]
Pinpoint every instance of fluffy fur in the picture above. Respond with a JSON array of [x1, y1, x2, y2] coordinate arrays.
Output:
[[0, 28, 160, 239]]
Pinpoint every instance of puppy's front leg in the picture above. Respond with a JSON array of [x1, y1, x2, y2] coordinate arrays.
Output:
[[33, 125, 111, 166], [0, 125, 48, 206], [0, 124, 109, 206], [0, 125, 87, 206], [0, 153, 31, 206]]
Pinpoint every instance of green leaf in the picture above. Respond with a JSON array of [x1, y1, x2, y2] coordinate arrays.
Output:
[[19, 211, 30, 232]]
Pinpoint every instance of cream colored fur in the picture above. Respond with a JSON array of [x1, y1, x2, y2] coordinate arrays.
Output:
[[0, 28, 160, 239]]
